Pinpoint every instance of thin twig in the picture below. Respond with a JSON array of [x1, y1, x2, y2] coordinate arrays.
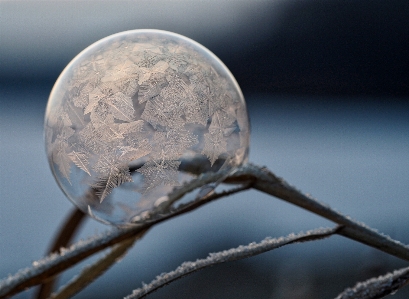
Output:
[[157, 183, 253, 223], [125, 226, 341, 299], [0, 226, 149, 299], [35, 208, 87, 299], [49, 232, 144, 299], [334, 266, 409, 299]]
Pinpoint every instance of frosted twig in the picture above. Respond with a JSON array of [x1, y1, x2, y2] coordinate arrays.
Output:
[[0, 177, 246, 298], [334, 266, 409, 299], [242, 164, 409, 261], [125, 227, 340, 299], [159, 166, 233, 212], [50, 236, 140, 299], [35, 208, 87, 299], [0, 227, 149, 299], [163, 183, 253, 220], [43, 186, 249, 299], [1, 164, 408, 299]]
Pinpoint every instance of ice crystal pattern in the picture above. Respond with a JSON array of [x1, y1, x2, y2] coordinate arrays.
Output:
[[45, 30, 250, 226]]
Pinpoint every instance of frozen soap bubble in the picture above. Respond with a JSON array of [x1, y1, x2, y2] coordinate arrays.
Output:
[[44, 29, 250, 226]]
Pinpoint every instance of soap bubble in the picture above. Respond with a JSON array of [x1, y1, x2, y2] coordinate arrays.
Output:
[[44, 29, 250, 226]]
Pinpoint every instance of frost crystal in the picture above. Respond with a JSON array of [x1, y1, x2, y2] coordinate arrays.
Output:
[[137, 159, 181, 193], [44, 29, 250, 225]]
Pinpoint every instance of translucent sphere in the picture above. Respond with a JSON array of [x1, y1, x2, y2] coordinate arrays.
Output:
[[45, 29, 250, 226]]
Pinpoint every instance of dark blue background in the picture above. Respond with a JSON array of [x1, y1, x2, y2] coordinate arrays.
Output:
[[1, 1, 408, 298]]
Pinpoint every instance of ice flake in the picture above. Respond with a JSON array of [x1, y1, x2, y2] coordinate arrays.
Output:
[[152, 129, 198, 160], [106, 92, 135, 122], [137, 159, 181, 194], [68, 150, 91, 176], [91, 155, 133, 202]]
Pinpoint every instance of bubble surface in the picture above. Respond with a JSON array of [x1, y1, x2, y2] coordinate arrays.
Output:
[[45, 29, 250, 226]]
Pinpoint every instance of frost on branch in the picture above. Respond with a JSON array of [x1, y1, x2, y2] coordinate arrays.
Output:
[[125, 227, 339, 299], [335, 266, 409, 299]]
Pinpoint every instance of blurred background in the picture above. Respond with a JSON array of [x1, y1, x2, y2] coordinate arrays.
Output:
[[0, 1, 408, 298]]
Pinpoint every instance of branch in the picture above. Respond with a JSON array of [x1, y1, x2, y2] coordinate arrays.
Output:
[[35, 208, 87, 299], [1, 164, 408, 298], [125, 227, 341, 299], [0, 176, 248, 298], [49, 235, 141, 299], [334, 266, 409, 299], [44, 186, 250, 299], [0, 226, 150, 299], [241, 164, 409, 261]]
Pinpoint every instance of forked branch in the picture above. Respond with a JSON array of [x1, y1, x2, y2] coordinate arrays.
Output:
[[0, 164, 408, 299]]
